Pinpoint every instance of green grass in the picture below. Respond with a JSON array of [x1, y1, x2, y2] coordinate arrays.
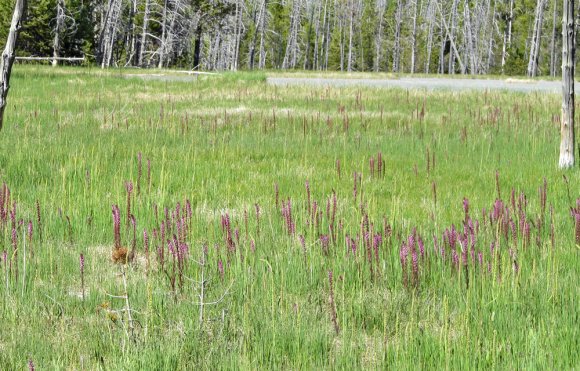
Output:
[[0, 65, 578, 369]]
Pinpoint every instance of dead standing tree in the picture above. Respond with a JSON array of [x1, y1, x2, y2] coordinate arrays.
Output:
[[527, 0, 546, 77], [0, 0, 27, 130], [559, 0, 575, 168]]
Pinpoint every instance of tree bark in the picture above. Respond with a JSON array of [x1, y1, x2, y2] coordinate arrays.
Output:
[[559, 0, 575, 168], [347, 1, 354, 72], [549, 0, 558, 76], [500, 0, 514, 72], [527, 0, 546, 77], [138, 0, 151, 67], [448, 0, 460, 73], [392, 0, 403, 72], [99, 0, 122, 68], [52, 0, 65, 67], [424, 0, 435, 73], [410, 0, 419, 74], [375, 0, 386, 71], [0, 0, 27, 130]]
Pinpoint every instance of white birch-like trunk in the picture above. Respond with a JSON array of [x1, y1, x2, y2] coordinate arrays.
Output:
[[410, 0, 419, 73], [52, 0, 65, 67], [559, 0, 575, 168], [424, 0, 435, 73], [138, 0, 150, 67], [392, 0, 403, 72], [0, 0, 27, 130], [500, 0, 514, 72], [527, 0, 546, 77], [549, 0, 558, 76]]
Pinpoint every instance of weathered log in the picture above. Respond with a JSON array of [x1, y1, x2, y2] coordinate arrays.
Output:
[[0, 0, 27, 131]]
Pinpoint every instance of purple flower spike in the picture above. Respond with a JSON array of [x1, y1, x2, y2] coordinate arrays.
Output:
[[218, 260, 224, 280], [80, 253, 85, 273], [27, 220, 33, 241]]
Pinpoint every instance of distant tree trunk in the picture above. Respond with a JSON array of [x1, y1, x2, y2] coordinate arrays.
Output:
[[549, 0, 558, 76], [232, 0, 243, 70], [304, 3, 315, 69], [484, 0, 496, 73], [410, 0, 419, 74], [249, 0, 264, 70], [282, 0, 302, 69], [258, 0, 267, 69], [448, 0, 460, 73], [392, 0, 403, 72], [158, 0, 169, 68], [347, 1, 354, 71], [312, 0, 322, 69], [99, 0, 122, 68], [338, 5, 345, 71], [438, 26, 444, 74], [0, 0, 27, 130], [52, 0, 65, 67], [375, 0, 386, 71], [527, 0, 546, 77], [125, 0, 138, 66], [424, 0, 435, 73], [500, 0, 514, 72], [463, 0, 476, 73], [138, 0, 151, 67], [559, 0, 575, 168]]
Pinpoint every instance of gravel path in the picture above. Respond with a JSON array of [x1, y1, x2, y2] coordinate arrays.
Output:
[[267, 76, 570, 93]]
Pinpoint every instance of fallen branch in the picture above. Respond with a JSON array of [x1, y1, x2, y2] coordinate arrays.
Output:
[[15, 56, 85, 62]]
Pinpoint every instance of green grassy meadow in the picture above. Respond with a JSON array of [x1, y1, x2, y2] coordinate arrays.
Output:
[[0, 66, 578, 369]]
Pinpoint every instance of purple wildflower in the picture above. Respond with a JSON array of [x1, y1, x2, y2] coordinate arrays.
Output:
[[218, 260, 224, 280]]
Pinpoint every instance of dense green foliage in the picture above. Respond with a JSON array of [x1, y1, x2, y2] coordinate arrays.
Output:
[[0, 66, 577, 368]]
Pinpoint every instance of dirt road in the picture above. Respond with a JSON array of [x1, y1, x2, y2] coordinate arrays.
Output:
[[267, 76, 568, 93]]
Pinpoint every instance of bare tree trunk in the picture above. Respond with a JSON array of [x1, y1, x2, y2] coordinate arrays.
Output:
[[410, 0, 419, 73], [484, 0, 496, 73], [99, 0, 122, 68], [248, 2, 260, 69], [338, 4, 344, 71], [448, 0, 460, 73], [559, 0, 575, 168], [424, 0, 435, 73], [52, 0, 65, 67], [347, 0, 354, 71], [392, 0, 403, 72], [158, 0, 169, 68], [500, 0, 514, 72], [549, 0, 558, 76], [312, 0, 322, 70], [438, 23, 445, 74], [233, 0, 244, 70], [375, 0, 386, 71], [464, 0, 476, 73], [527, 0, 546, 77], [126, 0, 138, 66], [138, 0, 150, 67], [0, 0, 27, 130], [258, 0, 267, 69], [304, 2, 315, 69], [318, 0, 328, 70], [282, 0, 302, 69]]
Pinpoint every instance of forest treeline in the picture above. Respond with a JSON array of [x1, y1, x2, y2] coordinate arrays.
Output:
[[0, 0, 566, 75]]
